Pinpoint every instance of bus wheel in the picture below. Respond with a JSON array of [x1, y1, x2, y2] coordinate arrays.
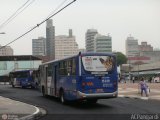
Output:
[[60, 90, 67, 104]]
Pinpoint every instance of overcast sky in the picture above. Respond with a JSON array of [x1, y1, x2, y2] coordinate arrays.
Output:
[[0, 0, 160, 55]]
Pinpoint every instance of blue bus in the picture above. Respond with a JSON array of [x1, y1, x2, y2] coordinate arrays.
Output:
[[9, 70, 39, 88], [39, 52, 118, 104]]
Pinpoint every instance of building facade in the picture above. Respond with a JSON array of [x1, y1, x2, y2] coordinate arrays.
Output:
[[55, 29, 79, 60], [94, 34, 112, 52], [85, 29, 98, 52], [0, 45, 13, 56], [139, 42, 153, 52], [46, 19, 55, 60], [32, 37, 46, 56], [126, 36, 160, 65], [125, 36, 139, 57]]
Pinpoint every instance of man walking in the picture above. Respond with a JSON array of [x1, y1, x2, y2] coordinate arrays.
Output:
[[139, 77, 148, 97]]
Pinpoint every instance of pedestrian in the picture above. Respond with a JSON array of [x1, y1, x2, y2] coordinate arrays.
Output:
[[149, 77, 152, 83], [139, 77, 148, 97], [132, 77, 135, 83]]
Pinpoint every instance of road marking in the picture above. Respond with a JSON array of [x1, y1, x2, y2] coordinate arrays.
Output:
[[33, 106, 40, 115], [140, 97, 149, 100], [118, 95, 124, 97]]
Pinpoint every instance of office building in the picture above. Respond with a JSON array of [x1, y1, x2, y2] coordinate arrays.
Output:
[[94, 34, 112, 52], [0, 45, 13, 56], [85, 29, 98, 52], [125, 36, 139, 57], [55, 29, 79, 60], [139, 42, 153, 52], [46, 19, 55, 60], [32, 37, 46, 56]]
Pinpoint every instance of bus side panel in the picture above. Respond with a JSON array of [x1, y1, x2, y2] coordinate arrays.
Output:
[[56, 76, 77, 101], [56, 56, 79, 101], [40, 66, 47, 95]]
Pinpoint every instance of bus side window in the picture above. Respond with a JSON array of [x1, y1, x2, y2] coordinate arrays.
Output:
[[48, 64, 52, 76], [59, 61, 67, 76], [72, 58, 76, 75], [67, 60, 72, 76]]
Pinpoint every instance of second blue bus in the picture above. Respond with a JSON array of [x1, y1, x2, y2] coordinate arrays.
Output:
[[9, 70, 39, 88]]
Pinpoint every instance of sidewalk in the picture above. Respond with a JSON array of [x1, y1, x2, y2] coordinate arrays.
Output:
[[0, 96, 46, 120], [118, 82, 160, 100]]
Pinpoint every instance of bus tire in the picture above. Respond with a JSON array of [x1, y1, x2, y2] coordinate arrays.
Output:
[[60, 90, 67, 104]]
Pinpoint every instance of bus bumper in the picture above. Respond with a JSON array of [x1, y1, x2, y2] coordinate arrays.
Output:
[[77, 91, 118, 99]]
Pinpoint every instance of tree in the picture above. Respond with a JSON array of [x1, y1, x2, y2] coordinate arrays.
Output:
[[115, 52, 127, 66]]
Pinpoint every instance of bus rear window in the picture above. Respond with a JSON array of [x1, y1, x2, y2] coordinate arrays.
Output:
[[82, 56, 115, 72]]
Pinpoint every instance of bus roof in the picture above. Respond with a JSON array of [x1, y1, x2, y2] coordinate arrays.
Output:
[[81, 52, 115, 56], [40, 52, 116, 66], [10, 69, 38, 73]]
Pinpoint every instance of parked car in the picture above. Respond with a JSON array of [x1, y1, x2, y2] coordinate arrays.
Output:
[[153, 77, 160, 83]]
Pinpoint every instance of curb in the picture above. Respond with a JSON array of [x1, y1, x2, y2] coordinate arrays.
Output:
[[19, 106, 40, 120], [0, 96, 47, 120], [19, 106, 46, 120]]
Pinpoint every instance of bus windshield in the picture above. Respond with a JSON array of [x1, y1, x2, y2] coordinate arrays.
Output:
[[13, 71, 30, 78], [82, 56, 115, 72]]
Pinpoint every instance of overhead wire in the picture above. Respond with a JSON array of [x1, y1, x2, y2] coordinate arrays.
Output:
[[0, 0, 35, 30], [46, 0, 68, 19], [43, 0, 68, 54], [0, 0, 76, 50]]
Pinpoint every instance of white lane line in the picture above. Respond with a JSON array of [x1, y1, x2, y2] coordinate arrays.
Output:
[[33, 106, 40, 115]]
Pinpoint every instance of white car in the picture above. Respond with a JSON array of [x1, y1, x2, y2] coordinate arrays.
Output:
[[153, 77, 160, 83]]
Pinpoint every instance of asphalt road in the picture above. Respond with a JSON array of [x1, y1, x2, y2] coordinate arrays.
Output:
[[0, 85, 160, 120]]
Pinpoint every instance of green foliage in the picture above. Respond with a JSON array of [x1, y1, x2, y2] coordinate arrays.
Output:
[[115, 52, 127, 66]]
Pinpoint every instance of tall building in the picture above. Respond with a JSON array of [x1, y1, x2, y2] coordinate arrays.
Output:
[[94, 34, 112, 52], [55, 29, 79, 60], [85, 29, 98, 52], [32, 37, 46, 56], [125, 36, 139, 57], [0, 45, 13, 56], [46, 19, 55, 60], [139, 42, 153, 52]]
